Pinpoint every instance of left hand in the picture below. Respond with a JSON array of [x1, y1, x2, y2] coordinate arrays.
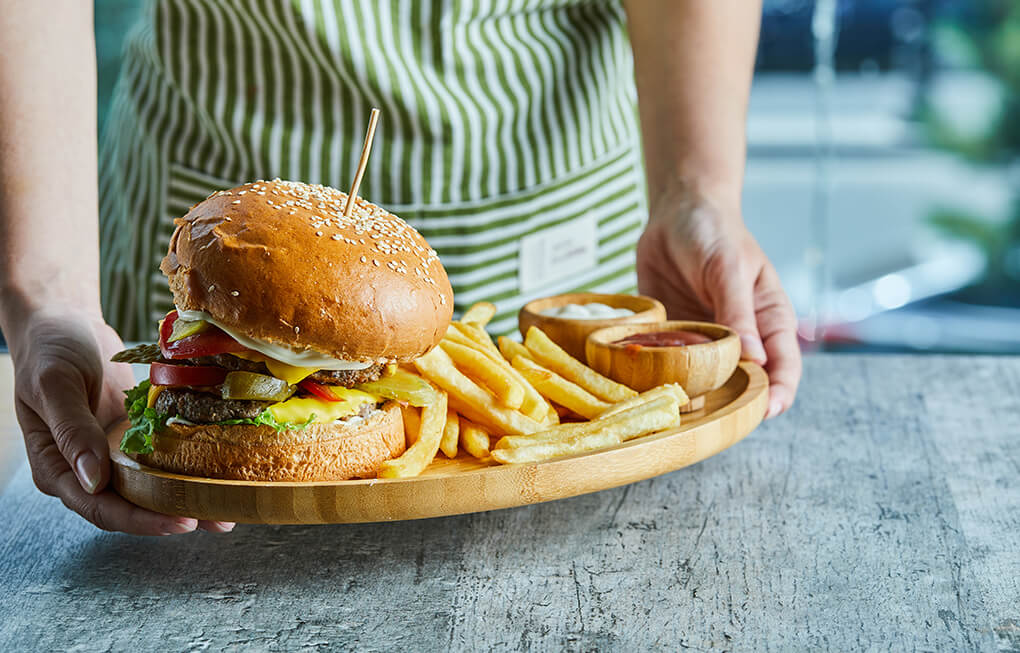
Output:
[[636, 190, 801, 418]]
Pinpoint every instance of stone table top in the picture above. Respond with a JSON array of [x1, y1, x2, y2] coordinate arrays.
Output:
[[0, 354, 1018, 651]]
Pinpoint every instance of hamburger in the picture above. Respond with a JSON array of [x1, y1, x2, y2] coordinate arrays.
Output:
[[113, 178, 453, 481]]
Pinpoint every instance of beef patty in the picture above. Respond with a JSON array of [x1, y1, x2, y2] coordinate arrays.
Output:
[[155, 388, 380, 424], [155, 389, 270, 423], [186, 354, 385, 387]]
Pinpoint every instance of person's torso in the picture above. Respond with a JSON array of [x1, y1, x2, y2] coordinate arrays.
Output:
[[100, 0, 645, 338]]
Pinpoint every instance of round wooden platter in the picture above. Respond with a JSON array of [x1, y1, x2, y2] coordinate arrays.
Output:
[[109, 362, 768, 524]]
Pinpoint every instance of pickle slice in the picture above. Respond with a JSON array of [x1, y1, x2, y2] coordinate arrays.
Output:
[[356, 369, 437, 406], [168, 318, 210, 342], [221, 371, 295, 402]]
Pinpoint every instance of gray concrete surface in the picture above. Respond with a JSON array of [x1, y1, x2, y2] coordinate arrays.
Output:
[[0, 354, 1018, 651]]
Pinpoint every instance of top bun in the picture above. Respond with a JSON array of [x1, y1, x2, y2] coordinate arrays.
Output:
[[160, 179, 453, 363]]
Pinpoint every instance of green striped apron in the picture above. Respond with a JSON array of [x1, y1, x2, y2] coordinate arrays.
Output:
[[99, 0, 645, 340]]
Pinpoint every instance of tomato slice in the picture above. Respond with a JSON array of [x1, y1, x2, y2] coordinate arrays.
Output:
[[298, 379, 341, 402], [159, 310, 248, 360], [149, 362, 228, 387]]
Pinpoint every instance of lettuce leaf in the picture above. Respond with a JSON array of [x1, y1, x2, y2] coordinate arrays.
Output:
[[216, 409, 316, 432], [120, 380, 168, 454]]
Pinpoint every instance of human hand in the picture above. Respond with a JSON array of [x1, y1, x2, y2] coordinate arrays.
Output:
[[636, 190, 801, 418], [5, 304, 234, 535]]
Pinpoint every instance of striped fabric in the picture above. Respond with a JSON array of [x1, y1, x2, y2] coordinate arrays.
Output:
[[100, 0, 645, 340]]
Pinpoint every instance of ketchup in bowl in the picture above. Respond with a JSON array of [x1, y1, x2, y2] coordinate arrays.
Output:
[[613, 329, 714, 349]]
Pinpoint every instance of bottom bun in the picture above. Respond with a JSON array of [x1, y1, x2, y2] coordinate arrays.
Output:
[[137, 401, 405, 481]]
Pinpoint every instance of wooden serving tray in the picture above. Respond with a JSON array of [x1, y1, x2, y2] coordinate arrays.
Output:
[[109, 362, 768, 524]]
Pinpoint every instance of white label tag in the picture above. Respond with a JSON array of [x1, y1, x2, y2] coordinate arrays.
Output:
[[518, 215, 598, 293]]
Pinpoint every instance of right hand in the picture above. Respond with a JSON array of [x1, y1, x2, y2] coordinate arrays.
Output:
[[6, 305, 234, 535]]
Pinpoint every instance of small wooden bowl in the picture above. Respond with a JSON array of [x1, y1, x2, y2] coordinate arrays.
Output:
[[518, 293, 667, 361], [585, 321, 742, 412]]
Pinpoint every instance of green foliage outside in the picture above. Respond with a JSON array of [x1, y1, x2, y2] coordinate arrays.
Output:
[[926, 1, 1020, 297]]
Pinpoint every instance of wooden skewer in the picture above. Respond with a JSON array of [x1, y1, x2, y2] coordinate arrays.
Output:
[[344, 107, 380, 218]]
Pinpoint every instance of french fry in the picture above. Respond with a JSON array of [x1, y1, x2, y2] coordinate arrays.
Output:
[[552, 403, 583, 421], [400, 404, 421, 446], [445, 329, 555, 424], [494, 396, 680, 449], [378, 391, 448, 478], [459, 417, 490, 459], [444, 324, 482, 352], [596, 383, 690, 419], [454, 322, 502, 357], [440, 340, 525, 410], [497, 336, 534, 364], [440, 409, 460, 458], [524, 326, 637, 402], [491, 431, 618, 464], [512, 355, 611, 420], [460, 301, 497, 326], [490, 396, 680, 464], [413, 346, 543, 436]]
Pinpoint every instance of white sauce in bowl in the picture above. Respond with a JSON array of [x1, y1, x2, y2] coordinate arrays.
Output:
[[539, 303, 635, 320]]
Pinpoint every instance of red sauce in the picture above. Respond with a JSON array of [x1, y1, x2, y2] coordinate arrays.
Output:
[[613, 329, 714, 348]]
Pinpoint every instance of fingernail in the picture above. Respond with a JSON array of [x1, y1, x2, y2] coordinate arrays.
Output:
[[766, 400, 783, 419], [740, 336, 767, 364], [163, 518, 197, 535], [74, 452, 101, 494], [199, 521, 236, 533]]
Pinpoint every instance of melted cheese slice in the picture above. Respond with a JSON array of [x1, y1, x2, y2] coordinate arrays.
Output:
[[230, 351, 318, 385], [268, 388, 379, 425]]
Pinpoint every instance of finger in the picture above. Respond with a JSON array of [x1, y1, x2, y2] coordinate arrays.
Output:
[[52, 466, 197, 536], [754, 272, 802, 418], [22, 409, 210, 536], [18, 403, 66, 497], [761, 325, 801, 418], [706, 255, 767, 364], [35, 368, 112, 495]]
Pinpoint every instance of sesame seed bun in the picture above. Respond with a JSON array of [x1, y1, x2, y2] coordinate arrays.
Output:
[[160, 179, 453, 363], [137, 402, 405, 482]]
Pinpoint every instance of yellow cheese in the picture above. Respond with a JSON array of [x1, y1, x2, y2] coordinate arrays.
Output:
[[230, 351, 317, 385], [146, 384, 164, 408], [267, 388, 380, 425]]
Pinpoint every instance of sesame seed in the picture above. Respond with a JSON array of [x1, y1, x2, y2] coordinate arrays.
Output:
[[230, 290, 240, 297], [294, 326, 300, 334], [208, 285, 216, 292], [232, 200, 241, 204], [315, 231, 322, 236], [373, 259, 380, 266]]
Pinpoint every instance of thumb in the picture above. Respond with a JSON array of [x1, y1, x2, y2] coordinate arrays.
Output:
[[707, 263, 767, 365], [37, 370, 111, 495]]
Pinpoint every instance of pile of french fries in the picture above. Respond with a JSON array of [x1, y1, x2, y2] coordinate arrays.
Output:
[[377, 302, 689, 478]]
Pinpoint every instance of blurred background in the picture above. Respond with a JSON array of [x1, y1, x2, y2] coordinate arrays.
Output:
[[94, 0, 1020, 354]]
